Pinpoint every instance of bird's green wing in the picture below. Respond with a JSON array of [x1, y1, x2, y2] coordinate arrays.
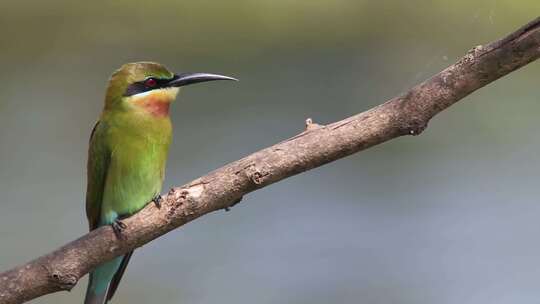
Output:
[[86, 120, 110, 230]]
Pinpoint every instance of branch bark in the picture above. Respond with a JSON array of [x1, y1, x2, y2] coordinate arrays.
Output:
[[1, 17, 539, 304]]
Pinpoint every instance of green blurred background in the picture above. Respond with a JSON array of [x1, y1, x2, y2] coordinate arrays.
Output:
[[1, 1, 539, 303]]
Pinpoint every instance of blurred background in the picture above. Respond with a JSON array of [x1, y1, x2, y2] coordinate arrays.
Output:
[[1, 1, 539, 303]]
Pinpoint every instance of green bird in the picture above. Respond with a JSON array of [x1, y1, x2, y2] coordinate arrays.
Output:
[[84, 62, 236, 304]]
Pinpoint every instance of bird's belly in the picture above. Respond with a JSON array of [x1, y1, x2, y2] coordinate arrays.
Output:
[[100, 144, 167, 224]]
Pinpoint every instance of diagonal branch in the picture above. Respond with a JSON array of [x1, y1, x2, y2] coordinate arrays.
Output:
[[1, 17, 539, 304]]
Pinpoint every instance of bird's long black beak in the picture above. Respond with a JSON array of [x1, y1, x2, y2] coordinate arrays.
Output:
[[167, 73, 238, 87]]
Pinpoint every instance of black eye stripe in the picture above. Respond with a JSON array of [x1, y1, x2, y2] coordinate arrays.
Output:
[[123, 77, 174, 97]]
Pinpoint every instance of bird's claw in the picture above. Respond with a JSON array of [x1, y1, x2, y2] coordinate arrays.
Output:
[[112, 220, 127, 239], [152, 194, 163, 209]]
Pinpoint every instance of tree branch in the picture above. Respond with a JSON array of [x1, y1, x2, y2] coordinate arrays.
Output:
[[1, 17, 539, 304]]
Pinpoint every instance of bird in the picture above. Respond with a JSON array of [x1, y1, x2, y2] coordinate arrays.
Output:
[[84, 62, 236, 304]]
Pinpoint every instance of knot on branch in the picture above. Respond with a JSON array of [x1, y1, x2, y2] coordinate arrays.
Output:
[[238, 163, 271, 186], [249, 168, 270, 185], [165, 188, 186, 219], [166, 184, 205, 219], [49, 270, 77, 291], [459, 45, 486, 66], [224, 196, 243, 211], [399, 117, 428, 136], [305, 118, 322, 131]]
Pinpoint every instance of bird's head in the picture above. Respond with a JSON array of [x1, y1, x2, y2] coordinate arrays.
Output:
[[104, 62, 236, 116]]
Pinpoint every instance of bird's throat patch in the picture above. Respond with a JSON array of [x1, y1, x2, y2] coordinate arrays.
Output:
[[127, 88, 179, 117], [142, 100, 170, 117]]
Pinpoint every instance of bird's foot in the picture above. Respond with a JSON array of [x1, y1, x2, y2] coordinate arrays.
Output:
[[112, 220, 127, 239], [152, 194, 163, 209]]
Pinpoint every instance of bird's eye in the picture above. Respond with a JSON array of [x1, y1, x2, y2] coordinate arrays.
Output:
[[144, 78, 157, 87]]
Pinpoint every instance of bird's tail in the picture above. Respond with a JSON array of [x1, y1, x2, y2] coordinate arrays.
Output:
[[84, 256, 124, 304], [84, 273, 107, 304]]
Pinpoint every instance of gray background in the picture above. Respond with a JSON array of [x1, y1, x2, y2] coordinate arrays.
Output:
[[1, 1, 539, 303]]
